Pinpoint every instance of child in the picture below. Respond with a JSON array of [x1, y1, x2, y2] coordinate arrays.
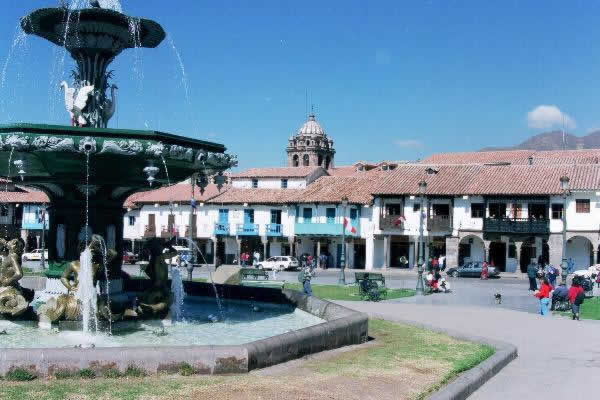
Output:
[[534, 277, 553, 316], [568, 282, 585, 320], [300, 264, 314, 296]]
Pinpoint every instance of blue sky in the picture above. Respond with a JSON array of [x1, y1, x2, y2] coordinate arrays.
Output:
[[1, 0, 600, 168]]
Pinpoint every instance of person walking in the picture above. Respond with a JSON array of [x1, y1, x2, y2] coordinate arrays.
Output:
[[527, 262, 538, 291], [481, 261, 489, 280], [253, 250, 260, 267], [545, 264, 558, 287], [568, 281, 585, 320], [534, 277, 553, 316], [299, 263, 314, 296]]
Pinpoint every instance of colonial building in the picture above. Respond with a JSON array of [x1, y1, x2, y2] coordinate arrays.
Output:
[[287, 114, 335, 169]]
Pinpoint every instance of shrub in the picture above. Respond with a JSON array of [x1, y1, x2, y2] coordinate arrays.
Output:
[[54, 370, 75, 380], [123, 365, 146, 378], [103, 368, 122, 379], [178, 362, 195, 376], [78, 368, 96, 379], [5, 368, 36, 381]]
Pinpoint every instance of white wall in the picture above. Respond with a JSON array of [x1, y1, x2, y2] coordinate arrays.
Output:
[[453, 196, 484, 233], [232, 178, 307, 189]]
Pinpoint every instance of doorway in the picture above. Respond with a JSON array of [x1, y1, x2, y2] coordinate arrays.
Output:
[[489, 242, 506, 271], [353, 242, 366, 269]]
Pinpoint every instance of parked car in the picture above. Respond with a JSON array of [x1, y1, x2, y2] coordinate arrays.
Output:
[[168, 246, 193, 266], [21, 249, 48, 262], [257, 256, 300, 271], [446, 262, 500, 278], [122, 251, 139, 264]]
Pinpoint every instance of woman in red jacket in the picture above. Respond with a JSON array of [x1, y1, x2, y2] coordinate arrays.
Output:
[[534, 277, 553, 316], [568, 282, 585, 320]]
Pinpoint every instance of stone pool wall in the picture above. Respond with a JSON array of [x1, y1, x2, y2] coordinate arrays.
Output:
[[2, 278, 368, 377]]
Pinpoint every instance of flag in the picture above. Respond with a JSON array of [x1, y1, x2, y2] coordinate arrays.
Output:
[[393, 215, 406, 226], [343, 218, 357, 234]]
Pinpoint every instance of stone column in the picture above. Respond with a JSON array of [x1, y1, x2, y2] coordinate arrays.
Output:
[[445, 236, 459, 270], [515, 242, 522, 272], [316, 240, 321, 265], [593, 250, 598, 265], [365, 236, 374, 270], [211, 237, 218, 267], [262, 236, 268, 260], [236, 237, 242, 266], [288, 236, 295, 257], [484, 240, 491, 263], [347, 238, 355, 269], [548, 233, 563, 268], [385, 236, 391, 269]]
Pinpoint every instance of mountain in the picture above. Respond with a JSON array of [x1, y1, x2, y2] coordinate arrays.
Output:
[[481, 130, 600, 151]]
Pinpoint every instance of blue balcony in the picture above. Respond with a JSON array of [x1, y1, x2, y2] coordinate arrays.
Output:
[[294, 221, 360, 237], [214, 222, 229, 236], [266, 223, 283, 236], [22, 221, 47, 230], [236, 223, 259, 236]]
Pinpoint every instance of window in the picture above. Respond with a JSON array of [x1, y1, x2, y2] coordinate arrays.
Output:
[[413, 203, 420, 212], [326, 208, 336, 223], [0, 206, 8, 217], [218, 209, 229, 222], [576, 199, 590, 214], [128, 216, 136, 226], [270, 209, 282, 224], [281, 179, 288, 189], [244, 209, 255, 223], [350, 208, 358, 220], [489, 203, 506, 219], [511, 203, 522, 218], [471, 203, 484, 218], [508, 245, 516, 258], [251, 179, 258, 188], [385, 204, 402, 215], [302, 208, 313, 221], [551, 204, 563, 219]]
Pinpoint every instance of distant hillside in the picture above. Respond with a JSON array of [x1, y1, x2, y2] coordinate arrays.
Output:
[[481, 130, 600, 151]]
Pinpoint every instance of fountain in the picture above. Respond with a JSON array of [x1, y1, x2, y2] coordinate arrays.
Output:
[[0, 2, 367, 377]]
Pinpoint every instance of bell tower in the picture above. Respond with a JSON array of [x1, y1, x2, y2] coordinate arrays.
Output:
[[286, 114, 335, 169]]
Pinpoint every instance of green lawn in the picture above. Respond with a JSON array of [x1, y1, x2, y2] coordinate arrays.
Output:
[[0, 319, 493, 400], [578, 297, 600, 320], [284, 282, 415, 301]]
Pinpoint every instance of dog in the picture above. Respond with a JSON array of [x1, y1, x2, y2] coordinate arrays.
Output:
[[494, 293, 502, 304]]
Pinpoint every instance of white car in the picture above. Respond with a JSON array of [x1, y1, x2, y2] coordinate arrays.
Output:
[[257, 256, 299, 271], [22, 249, 48, 262], [167, 246, 193, 266]]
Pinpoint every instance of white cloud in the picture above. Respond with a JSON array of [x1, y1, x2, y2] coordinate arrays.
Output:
[[394, 139, 423, 149], [527, 105, 576, 130]]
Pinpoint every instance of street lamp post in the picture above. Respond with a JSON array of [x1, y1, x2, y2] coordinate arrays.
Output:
[[40, 203, 47, 269], [560, 175, 570, 284], [416, 180, 427, 295], [339, 196, 349, 285]]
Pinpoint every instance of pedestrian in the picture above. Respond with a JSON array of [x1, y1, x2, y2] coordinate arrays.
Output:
[[481, 261, 489, 280], [439, 255, 446, 271], [432, 257, 439, 271], [551, 283, 568, 311], [567, 258, 575, 274], [534, 277, 553, 316], [527, 262, 538, 291], [545, 264, 557, 287], [253, 250, 260, 266], [568, 281, 585, 320], [299, 263, 314, 296]]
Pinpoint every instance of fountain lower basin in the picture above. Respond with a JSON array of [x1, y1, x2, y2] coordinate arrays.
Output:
[[0, 282, 368, 376]]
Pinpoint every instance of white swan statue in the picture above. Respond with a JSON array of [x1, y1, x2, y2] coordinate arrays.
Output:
[[60, 81, 95, 127]]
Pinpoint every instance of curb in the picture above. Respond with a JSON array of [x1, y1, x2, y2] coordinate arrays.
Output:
[[365, 312, 518, 400]]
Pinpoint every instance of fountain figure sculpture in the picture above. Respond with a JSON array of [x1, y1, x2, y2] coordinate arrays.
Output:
[[0, 238, 33, 318]]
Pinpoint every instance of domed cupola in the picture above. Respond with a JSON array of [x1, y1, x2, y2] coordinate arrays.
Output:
[[297, 114, 325, 136], [286, 113, 335, 169]]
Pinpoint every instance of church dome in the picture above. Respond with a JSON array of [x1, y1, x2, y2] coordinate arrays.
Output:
[[297, 114, 325, 136]]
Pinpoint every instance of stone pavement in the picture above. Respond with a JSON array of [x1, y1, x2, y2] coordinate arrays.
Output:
[[338, 301, 600, 400]]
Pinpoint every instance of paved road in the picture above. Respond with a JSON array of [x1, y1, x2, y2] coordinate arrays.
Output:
[[340, 301, 600, 400]]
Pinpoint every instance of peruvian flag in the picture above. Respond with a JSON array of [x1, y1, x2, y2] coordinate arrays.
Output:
[[393, 215, 406, 226], [343, 218, 357, 234]]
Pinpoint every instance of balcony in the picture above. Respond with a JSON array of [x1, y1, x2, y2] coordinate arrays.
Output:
[[379, 215, 404, 231], [161, 225, 178, 238], [184, 225, 198, 238], [214, 222, 229, 236], [427, 215, 451, 232], [266, 223, 283, 236], [143, 225, 156, 238], [484, 218, 549, 235], [236, 223, 259, 236], [294, 221, 360, 237]]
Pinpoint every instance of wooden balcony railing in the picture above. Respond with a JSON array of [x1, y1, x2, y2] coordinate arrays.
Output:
[[379, 215, 404, 231], [427, 215, 451, 231], [483, 217, 549, 234]]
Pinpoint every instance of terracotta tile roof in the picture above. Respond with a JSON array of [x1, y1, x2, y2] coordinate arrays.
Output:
[[375, 164, 600, 196], [230, 166, 325, 178], [207, 188, 299, 205], [327, 166, 359, 177], [0, 186, 49, 203], [420, 149, 600, 166], [297, 176, 377, 205], [126, 183, 228, 206]]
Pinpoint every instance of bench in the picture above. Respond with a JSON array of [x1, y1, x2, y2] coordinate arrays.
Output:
[[355, 272, 387, 300], [240, 268, 269, 281]]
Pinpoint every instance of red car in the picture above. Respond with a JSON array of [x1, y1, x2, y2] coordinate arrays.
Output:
[[122, 251, 139, 264]]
